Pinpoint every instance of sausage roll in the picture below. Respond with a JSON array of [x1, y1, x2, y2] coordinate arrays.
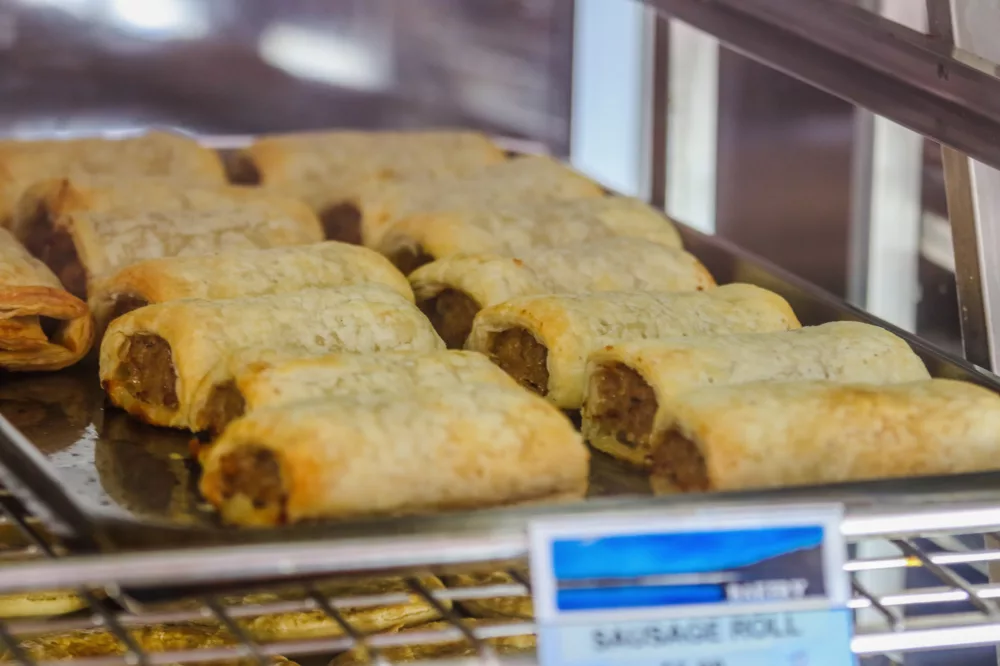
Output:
[[229, 130, 506, 243], [0, 556, 84, 618], [99, 286, 444, 431], [582, 321, 931, 467], [358, 155, 604, 248], [0, 228, 94, 371], [443, 571, 533, 620], [466, 284, 801, 409], [89, 241, 412, 335], [379, 196, 683, 274], [201, 349, 517, 434], [199, 383, 588, 525], [237, 576, 448, 641], [14, 199, 323, 299], [331, 620, 536, 666], [0, 131, 226, 228], [650, 379, 1000, 493], [411, 238, 715, 348], [9, 623, 294, 665]]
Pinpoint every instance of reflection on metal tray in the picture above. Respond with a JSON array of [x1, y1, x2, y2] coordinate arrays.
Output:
[[1, 214, 1000, 552]]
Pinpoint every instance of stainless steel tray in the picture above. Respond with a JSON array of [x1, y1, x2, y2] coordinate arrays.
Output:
[[1, 203, 999, 553]]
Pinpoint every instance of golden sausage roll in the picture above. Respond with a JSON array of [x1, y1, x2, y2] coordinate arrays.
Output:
[[583, 322, 931, 466], [411, 238, 715, 348], [201, 349, 517, 434], [0, 556, 85, 618], [358, 155, 604, 248], [0, 227, 94, 371], [651, 379, 1000, 493], [379, 196, 683, 274], [14, 199, 323, 300], [0, 131, 226, 228], [444, 571, 533, 620], [99, 286, 444, 431], [229, 130, 506, 243], [330, 620, 536, 666], [199, 383, 588, 525], [89, 241, 412, 335], [466, 284, 800, 409]]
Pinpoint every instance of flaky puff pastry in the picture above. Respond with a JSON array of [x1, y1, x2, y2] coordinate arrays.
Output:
[[443, 571, 533, 620], [466, 284, 801, 409], [89, 241, 413, 336], [411, 238, 715, 348], [199, 383, 588, 526], [582, 322, 931, 467], [0, 228, 94, 371], [379, 196, 683, 274], [6, 623, 294, 665], [650, 379, 1000, 494], [199, 349, 519, 434], [330, 620, 536, 666], [0, 131, 226, 229], [14, 196, 323, 299], [357, 155, 604, 248], [99, 286, 444, 431], [229, 130, 506, 243]]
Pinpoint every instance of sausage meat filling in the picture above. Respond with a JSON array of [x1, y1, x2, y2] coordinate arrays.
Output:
[[109, 294, 150, 322], [200, 380, 247, 435], [22, 206, 87, 298], [218, 446, 287, 515], [650, 430, 710, 492], [116, 334, 179, 410], [388, 245, 435, 275], [487, 327, 549, 395], [225, 152, 262, 185], [319, 202, 362, 244], [418, 289, 481, 349], [586, 363, 658, 453]]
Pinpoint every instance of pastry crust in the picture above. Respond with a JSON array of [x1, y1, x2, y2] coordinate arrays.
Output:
[[330, 619, 536, 666], [410, 238, 715, 348], [199, 383, 588, 525], [443, 571, 533, 619], [582, 321, 931, 467], [649, 379, 1000, 493], [0, 131, 226, 228], [358, 155, 604, 248], [200, 349, 518, 434], [379, 196, 683, 271], [89, 241, 413, 335], [466, 284, 801, 409], [99, 286, 445, 431], [0, 227, 94, 371], [230, 130, 505, 242], [14, 197, 323, 299]]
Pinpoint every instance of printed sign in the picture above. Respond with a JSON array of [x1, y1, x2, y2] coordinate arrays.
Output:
[[530, 504, 853, 666]]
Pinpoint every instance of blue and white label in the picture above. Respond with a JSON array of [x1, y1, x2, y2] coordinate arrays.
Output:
[[530, 504, 853, 666]]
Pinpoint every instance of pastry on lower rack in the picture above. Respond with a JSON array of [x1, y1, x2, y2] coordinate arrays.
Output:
[[199, 383, 588, 525], [443, 571, 533, 620], [0, 553, 85, 619], [228, 130, 506, 243], [88, 241, 413, 335], [99, 286, 445, 431], [12, 198, 323, 299], [0, 227, 94, 371], [357, 155, 605, 248], [379, 196, 683, 274], [5, 622, 294, 665], [466, 284, 800, 409], [411, 238, 715, 348], [202, 349, 518, 434], [236, 576, 448, 641], [649, 378, 1000, 493], [330, 620, 536, 666], [582, 321, 931, 467], [0, 131, 226, 229]]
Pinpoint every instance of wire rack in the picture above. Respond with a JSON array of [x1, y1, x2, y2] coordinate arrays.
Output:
[[0, 491, 999, 665]]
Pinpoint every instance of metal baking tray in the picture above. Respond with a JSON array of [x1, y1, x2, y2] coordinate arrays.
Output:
[[2, 152, 1000, 553]]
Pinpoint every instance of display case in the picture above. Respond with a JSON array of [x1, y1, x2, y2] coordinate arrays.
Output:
[[2, 0, 1000, 664]]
